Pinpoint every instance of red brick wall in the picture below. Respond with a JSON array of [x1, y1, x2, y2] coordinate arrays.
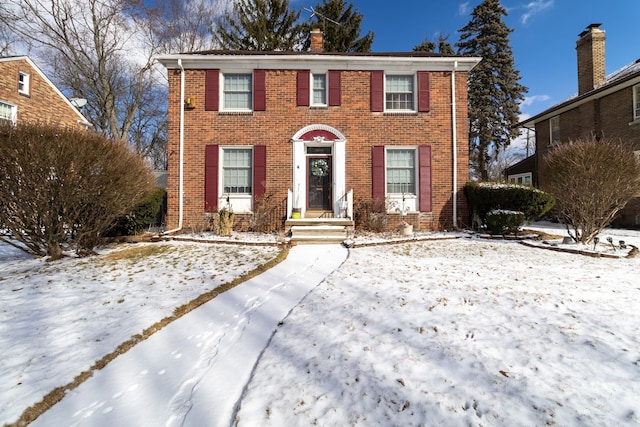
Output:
[[166, 67, 471, 231], [0, 59, 85, 129]]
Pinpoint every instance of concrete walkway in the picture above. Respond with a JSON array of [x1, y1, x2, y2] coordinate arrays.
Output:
[[31, 244, 348, 427]]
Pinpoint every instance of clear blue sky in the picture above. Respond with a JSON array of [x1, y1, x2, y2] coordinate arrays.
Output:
[[298, 0, 639, 120]]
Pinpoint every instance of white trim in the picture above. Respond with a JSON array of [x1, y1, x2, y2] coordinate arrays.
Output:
[[18, 71, 30, 95], [310, 71, 328, 107], [0, 100, 18, 124], [219, 146, 254, 213], [220, 72, 253, 112], [633, 84, 640, 120], [385, 147, 419, 213], [290, 124, 346, 218], [507, 172, 533, 185], [549, 115, 560, 146], [384, 73, 416, 113], [156, 54, 481, 73]]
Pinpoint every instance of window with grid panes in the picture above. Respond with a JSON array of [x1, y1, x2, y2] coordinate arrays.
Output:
[[385, 75, 414, 111], [312, 73, 327, 106], [386, 149, 416, 194], [223, 148, 252, 193], [223, 74, 252, 110]]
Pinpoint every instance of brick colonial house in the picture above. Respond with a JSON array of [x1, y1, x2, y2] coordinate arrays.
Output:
[[510, 24, 640, 227], [157, 31, 480, 238], [0, 56, 90, 128]]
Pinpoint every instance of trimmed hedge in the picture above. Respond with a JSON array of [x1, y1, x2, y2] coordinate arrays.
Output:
[[464, 182, 554, 228], [486, 210, 526, 234]]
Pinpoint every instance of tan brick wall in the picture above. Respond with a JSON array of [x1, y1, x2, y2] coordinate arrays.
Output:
[[0, 59, 85, 129], [166, 67, 471, 231]]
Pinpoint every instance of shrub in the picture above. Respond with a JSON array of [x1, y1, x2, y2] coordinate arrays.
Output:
[[464, 181, 554, 228], [0, 122, 154, 259], [353, 196, 387, 232], [249, 192, 286, 233], [485, 210, 525, 234], [215, 207, 234, 236], [543, 135, 640, 243], [106, 187, 166, 236]]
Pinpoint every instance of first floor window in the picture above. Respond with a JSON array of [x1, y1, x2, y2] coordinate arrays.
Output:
[[386, 75, 414, 111], [223, 148, 252, 193], [0, 101, 16, 124], [386, 148, 416, 194], [223, 73, 252, 110], [312, 73, 327, 106], [18, 71, 30, 95], [634, 84, 640, 120]]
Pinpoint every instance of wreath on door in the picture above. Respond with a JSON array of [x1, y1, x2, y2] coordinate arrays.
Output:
[[311, 159, 329, 177]]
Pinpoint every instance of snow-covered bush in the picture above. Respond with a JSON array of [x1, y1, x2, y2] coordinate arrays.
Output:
[[485, 209, 525, 234], [464, 181, 554, 229]]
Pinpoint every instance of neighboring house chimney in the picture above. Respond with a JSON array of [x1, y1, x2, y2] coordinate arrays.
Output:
[[576, 23, 606, 95], [310, 28, 324, 53]]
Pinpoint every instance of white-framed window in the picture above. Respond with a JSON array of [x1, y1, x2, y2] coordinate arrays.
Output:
[[386, 148, 417, 195], [0, 101, 17, 124], [222, 73, 252, 111], [634, 84, 640, 120], [549, 115, 560, 145], [508, 172, 532, 185], [311, 72, 327, 106], [385, 74, 414, 111], [223, 147, 252, 194], [18, 71, 30, 95]]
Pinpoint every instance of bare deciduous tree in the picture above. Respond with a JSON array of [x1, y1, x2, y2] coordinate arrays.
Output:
[[0, 123, 154, 259], [543, 136, 640, 243]]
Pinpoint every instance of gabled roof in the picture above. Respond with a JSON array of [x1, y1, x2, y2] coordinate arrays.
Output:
[[0, 55, 91, 127], [518, 58, 640, 128]]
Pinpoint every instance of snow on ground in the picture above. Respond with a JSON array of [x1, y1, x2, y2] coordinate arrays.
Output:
[[0, 240, 281, 426], [2, 223, 640, 426]]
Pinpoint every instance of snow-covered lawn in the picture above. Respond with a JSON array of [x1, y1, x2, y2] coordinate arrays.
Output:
[[0, 240, 281, 426], [2, 223, 640, 426]]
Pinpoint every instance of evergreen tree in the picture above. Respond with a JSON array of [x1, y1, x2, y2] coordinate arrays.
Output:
[[456, 0, 527, 180], [302, 0, 374, 52], [414, 33, 454, 54], [214, 0, 303, 51]]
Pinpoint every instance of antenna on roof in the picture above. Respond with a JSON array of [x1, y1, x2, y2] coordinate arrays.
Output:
[[304, 6, 340, 26]]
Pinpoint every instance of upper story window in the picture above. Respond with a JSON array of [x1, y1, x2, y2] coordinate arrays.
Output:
[[18, 71, 30, 95], [0, 101, 17, 125], [386, 75, 414, 111], [223, 148, 252, 194], [312, 73, 327, 106], [549, 115, 560, 145], [222, 73, 252, 111], [386, 148, 416, 194], [634, 84, 640, 120]]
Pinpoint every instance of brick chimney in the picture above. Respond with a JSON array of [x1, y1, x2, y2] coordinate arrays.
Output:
[[310, 28, 324, 53], [576, 23, 606, 95]]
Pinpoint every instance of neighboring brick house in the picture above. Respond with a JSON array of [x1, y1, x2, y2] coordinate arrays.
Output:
[[511, 24, 640, 227], [0, 56, 90, 128], [157, 31, 480, 235]]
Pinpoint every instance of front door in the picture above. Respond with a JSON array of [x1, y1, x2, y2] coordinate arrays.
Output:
[[307, 156, 332, 210]]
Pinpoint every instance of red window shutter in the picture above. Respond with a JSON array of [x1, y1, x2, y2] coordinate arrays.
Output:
[[371, 146, 385, 200], [253, 69, 266, 111], [328, 70, 341, 106], [297, 70, 310, 106], [417, 71, 430, 112], [253, 145, 266, 202], [370, 71, 384, 112], [204, 145, 219, 212], [418, 145, 432, 212], [205, 69, 219, 111]]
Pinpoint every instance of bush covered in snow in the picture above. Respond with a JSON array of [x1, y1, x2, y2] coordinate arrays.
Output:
[[464, 181, 554, 229]]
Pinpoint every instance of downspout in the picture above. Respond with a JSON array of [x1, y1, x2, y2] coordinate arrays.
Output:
[[165, 58, 185, 234], [451, 61, 458, 229]]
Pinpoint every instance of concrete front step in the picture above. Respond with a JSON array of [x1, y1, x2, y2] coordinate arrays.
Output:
[[290, 225, 348, 244]]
